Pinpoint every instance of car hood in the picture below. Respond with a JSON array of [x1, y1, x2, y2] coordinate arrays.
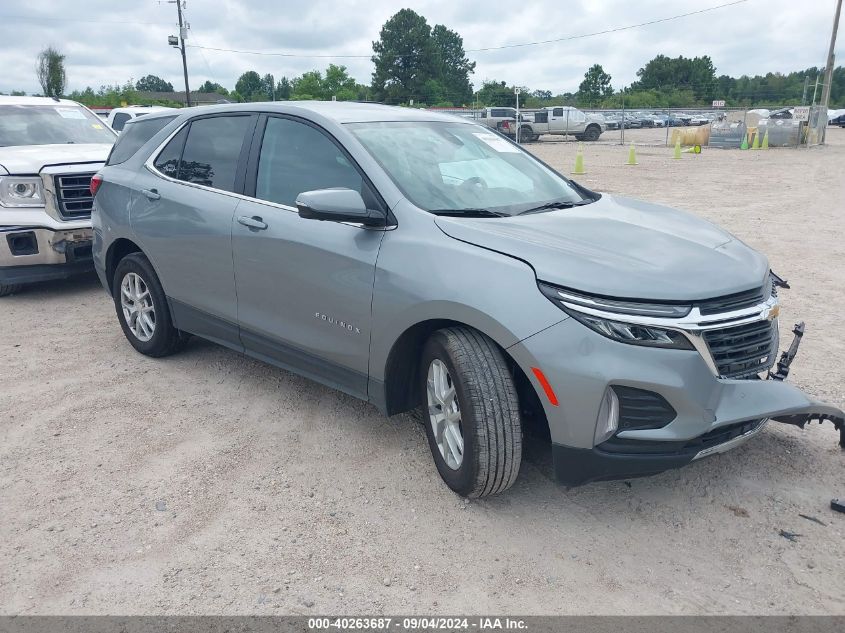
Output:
[[433, 194, 769, 301], [0, 144, 112, 174]]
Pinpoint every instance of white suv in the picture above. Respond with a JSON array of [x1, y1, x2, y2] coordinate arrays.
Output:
[[106, 106, 174, 133], [0, 95, 116, 295]]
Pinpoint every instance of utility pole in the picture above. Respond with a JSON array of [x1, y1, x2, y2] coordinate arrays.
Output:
[[819, 0, 842, 113], [168, 0, 191, 107]]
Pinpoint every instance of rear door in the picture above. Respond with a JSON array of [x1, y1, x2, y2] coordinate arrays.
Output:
[[131, 113, 256, 346], [231, 114, 386, 399]]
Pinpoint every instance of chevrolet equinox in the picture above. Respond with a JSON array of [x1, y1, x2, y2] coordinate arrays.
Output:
[[91, 102, 844, 497]]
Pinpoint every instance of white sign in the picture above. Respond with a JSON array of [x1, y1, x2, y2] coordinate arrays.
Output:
[[472, 132, 521, 153], [793, 106, 810, 121], [712, 100, 726, 108]]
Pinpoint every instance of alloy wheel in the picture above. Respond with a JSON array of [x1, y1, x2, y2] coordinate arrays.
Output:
[[120, 272, 156, 342], [426, 359, 464, 470]]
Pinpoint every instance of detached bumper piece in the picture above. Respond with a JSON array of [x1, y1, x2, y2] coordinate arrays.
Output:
[[553, 320, 845, 486]]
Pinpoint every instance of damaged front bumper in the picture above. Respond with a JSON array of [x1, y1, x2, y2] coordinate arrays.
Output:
[[0, 225, 94, 285], [509, 307, 844, 487]]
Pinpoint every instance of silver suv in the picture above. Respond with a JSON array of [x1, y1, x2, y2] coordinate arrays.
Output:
[[91, 102, 843, 497]]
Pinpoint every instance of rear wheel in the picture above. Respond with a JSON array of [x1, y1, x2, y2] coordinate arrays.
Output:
[[519, 127, 534, 143], [583, 125, 601, 141], [113, 253, 188, 357], [0, 283, 22, 297], [420, 327, 522, 498]]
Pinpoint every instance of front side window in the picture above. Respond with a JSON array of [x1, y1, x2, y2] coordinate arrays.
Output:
[[153, 115, 251, 192], [0, 104, 116, 147], [349, 121, 587, 216], [254, 117, 363, 207], [552, 108, 564, 117]]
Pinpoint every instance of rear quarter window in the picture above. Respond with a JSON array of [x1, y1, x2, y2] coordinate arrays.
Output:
[[106, 116, 177, 166]]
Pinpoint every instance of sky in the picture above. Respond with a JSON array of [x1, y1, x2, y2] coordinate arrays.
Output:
[[0, 0, 840, 96]]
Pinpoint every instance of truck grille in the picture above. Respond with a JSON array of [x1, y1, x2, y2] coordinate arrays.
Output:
[[703, 319, 777, 379], [54, 173, 95, 219]]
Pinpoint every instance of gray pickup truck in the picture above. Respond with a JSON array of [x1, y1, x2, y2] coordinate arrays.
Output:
[[91, 102, 843, 497], [479, 106, 605, 142]]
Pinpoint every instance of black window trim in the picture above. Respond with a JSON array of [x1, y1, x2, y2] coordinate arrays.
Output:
[[241, 112, 394, 227], [145, 111, 258, 199]]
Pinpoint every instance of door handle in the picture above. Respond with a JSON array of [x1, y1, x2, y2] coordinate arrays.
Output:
[[141, 188, 161, 201], [237, 215, 268, 231]]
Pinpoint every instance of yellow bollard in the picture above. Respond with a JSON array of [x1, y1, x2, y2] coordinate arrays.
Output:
[[751, 130, 760, 150], [572, 142, 585, 175], [673, 137, 682, 159], [761, 130, 769, 149], [627, 141, 638, 165]]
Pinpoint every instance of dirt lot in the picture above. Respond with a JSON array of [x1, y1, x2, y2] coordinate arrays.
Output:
[[1, 128, 843, 616]]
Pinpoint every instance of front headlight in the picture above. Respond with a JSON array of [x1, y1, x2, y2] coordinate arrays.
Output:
[[0, 176, 45, 207], [538, 282, 695, 350]]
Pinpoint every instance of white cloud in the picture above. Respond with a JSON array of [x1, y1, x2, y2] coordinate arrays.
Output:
[[0, 0, 839, 96]]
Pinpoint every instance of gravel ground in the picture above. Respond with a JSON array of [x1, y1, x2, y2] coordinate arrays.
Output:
[[1, 127, 843, 616]]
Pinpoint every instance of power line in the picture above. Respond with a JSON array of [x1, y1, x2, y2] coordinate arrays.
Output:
[[0, 13, 171, 26], [185, 0, 751, 59]]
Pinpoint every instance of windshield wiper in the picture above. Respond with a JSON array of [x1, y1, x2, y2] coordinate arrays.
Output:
[[429, 208, 507, 218], [518, 200, 593, 215]]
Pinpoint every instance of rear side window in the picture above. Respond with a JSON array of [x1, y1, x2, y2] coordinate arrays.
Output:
[[153, 125, 188, 176], [106, 116, 176, 165], [175, 116, 251, 192], [111, 112, 132, 131]]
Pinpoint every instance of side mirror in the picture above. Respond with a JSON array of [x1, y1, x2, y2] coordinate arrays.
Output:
[[296, 188, 385, 227]]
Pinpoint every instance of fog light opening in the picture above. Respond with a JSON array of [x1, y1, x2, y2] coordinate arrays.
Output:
[[594, 387, 620, 445]]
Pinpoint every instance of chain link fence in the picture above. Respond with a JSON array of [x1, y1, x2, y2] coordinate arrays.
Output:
[[428, 106, 834, 148]]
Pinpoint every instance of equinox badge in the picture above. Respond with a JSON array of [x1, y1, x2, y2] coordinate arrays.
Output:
[[315, 312, 360, 334]]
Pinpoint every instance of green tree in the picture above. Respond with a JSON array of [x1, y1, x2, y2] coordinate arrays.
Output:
[[291, 70, 324, 100], [135, 74, 174, 92], [36, 47, 66, 97], [323, 64, 358, 100], [235, 71, 264, 101], [371, 9, 434, 104], [197, 80, 228, 95], [476, 80, 519, 107], [578, 64, 613, 106], [430, 24, 475, 105], [275, 76, 292, 100], [632, 54, 716, 101]]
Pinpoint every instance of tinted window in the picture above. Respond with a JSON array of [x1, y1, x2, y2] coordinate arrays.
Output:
[[552, 108, 564, 117], [153, 126, 188, 177], [491, 108, 511, 118], [176, 116, 251, 192], [107, 115, 176, 165], [111, 112, 132, 131], [254, 117, 362, 207]]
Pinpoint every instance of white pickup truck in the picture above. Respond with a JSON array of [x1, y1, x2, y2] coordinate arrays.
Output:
[[0, 96, 116, 296], [478, 106, 605, 142], [528, 106, 606, 141]]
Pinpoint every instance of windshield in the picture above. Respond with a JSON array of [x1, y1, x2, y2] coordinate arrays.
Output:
[[347, 121, 588, 216], [0, 104, 116, 147]]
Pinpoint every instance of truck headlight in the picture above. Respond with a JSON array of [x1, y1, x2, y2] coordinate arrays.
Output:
[[0, 177, 45, 207]]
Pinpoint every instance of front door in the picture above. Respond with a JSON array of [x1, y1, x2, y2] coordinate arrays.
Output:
[[232, 115, 386, 399]]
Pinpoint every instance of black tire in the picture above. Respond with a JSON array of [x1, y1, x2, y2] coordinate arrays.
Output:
[[419, 327, 522, 498], [0, 283, 22, 297], [519, 127, 533, 143], [112, 252, 188, 357], [583, 125, 601, 141], [574, 134, 584, 141]]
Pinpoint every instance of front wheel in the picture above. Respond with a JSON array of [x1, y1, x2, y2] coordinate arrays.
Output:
[[420, 327, 523, 498]]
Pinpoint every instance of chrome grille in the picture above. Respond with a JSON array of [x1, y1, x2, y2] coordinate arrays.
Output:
[[703, 319, 777, 379], [54, 173, 95, 219]]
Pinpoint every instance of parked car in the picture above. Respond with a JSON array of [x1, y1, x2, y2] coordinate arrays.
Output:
[[0, 95, 116, 296], [91, 102, 844, 497], [687, 113, 711, 126], [621, 114, 642, 129], [106, 105, 175, 133]]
